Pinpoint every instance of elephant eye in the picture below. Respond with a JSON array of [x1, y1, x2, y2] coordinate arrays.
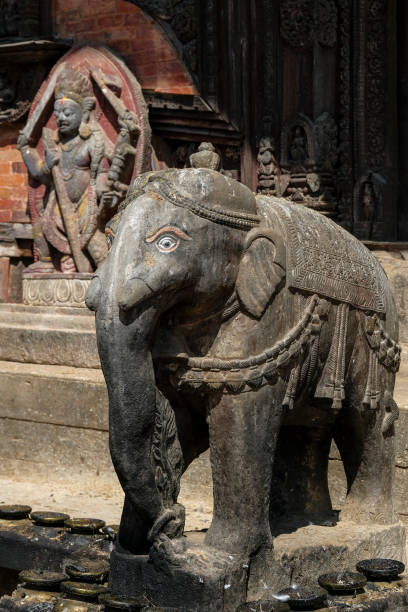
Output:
[[146, 225, 192, 252], [156, 234, 179, 253]]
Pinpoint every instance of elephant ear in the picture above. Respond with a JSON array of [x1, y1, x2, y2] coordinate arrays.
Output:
[[236, 227, 286, 319]]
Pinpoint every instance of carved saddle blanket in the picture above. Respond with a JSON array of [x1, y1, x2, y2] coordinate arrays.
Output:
[[257, 196, 387, 314]]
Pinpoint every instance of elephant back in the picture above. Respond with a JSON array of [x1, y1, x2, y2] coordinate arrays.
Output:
[[256, 195, 387, 315]]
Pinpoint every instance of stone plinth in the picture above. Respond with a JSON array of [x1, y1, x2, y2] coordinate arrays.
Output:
[[260, 521, 406, 595], [109, 522, 406, 612], [23, 273, 92, 308]]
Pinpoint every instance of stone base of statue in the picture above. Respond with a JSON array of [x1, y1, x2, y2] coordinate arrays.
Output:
[[23, 272, 93, 308], [109, 522, 406, 611]]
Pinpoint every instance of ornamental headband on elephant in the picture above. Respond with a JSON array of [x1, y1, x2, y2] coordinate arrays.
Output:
[[118, 168, 261, 231]]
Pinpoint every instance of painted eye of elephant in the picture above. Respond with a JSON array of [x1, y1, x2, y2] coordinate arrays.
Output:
[[157, 235, 179, 252], [146, 225, 192, 254]]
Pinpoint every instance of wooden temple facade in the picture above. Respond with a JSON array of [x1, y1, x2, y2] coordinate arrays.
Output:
[[0, 0, 404, 302]]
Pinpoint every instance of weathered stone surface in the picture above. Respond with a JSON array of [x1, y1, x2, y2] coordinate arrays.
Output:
[[0, 418, 113, 480], [0, 303, 99, 368], [328, 455, 347, 511], [0, 360, 108, 430], [328, 404, 408, 521]]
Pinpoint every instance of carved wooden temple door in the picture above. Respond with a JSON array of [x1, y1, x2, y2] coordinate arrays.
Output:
[[252, 0, 398, 241]]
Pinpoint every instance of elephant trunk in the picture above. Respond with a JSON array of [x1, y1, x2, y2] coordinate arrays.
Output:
[[96, 306, 162, 554]]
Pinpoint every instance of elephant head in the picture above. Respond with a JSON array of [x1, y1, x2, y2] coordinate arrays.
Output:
[[86, 168, 286, 554]]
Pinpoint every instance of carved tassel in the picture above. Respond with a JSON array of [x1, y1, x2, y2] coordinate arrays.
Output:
[[315, 302, 349, 409], [283, 362, 301, 410], [363, 349, 380, 410]]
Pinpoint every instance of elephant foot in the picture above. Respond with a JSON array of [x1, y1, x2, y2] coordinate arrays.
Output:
[[150, 532, 188, 571]]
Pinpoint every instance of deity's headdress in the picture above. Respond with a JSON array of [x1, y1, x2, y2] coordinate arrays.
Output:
[[54, 65, 95, 138], [54, 65, 93, 107]]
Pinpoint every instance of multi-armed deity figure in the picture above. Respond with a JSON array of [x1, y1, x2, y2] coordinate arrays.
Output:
[[18, 65, 140, 274]]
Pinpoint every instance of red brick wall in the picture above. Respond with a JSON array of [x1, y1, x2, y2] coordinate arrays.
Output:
[[54, 0, 198, 95], [0, 126, 29, 225]]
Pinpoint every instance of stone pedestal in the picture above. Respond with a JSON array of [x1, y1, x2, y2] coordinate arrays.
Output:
[[109, 522, 406, 612], [23, 272, 92, 308]]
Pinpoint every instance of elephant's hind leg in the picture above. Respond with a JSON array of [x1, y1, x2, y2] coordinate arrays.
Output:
[[335, 372, 397, 525]]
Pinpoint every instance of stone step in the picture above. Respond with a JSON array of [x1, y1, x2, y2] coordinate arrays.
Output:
[[0, 360, 108, 430], [0, 360, 111, 481], [0, 303, 99, 368]]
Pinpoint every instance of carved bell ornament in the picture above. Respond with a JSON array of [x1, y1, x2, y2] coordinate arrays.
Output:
[[189, 142, 221, 170]]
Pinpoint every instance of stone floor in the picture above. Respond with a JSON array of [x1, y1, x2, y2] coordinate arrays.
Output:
[[0, 451, 213, 532]]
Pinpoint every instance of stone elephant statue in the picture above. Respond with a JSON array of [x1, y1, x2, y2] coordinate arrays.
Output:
[[86, 167, 400, 573]]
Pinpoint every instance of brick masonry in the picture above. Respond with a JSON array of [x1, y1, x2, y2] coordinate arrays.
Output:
[[0, 124, 29, 226], [54, 0, 198, 95]]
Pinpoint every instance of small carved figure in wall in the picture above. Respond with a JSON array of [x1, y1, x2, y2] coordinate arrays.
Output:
[[18, 65, 140, 274], [362, 179, 376, 224], [290, 126, 307, 164], [172, 143, 195, 168], [0, 65, 47, 125], [0, 0, 40, 38], [257, 136, 277, 191]]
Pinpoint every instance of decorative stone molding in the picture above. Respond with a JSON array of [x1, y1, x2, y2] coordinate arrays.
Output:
[[23, 273, 92, 308]]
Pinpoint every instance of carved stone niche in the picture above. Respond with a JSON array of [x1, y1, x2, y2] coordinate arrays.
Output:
[[257, 112, 338, 218], [353, 171, 386, 241], [20, 45, 152, 307]]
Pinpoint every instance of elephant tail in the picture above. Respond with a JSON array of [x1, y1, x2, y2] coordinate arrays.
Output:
[[382, 392, 399, 434]]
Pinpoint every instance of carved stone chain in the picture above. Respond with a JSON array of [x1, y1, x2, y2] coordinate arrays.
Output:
[[159, 295, 330, 395]]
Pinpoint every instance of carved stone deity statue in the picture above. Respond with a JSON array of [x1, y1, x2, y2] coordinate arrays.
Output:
[[18, 66, 139, 274], [19, 45, 151, 306]]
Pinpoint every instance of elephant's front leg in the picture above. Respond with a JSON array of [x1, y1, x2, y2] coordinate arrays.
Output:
[[205, 384, 284, 556]]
